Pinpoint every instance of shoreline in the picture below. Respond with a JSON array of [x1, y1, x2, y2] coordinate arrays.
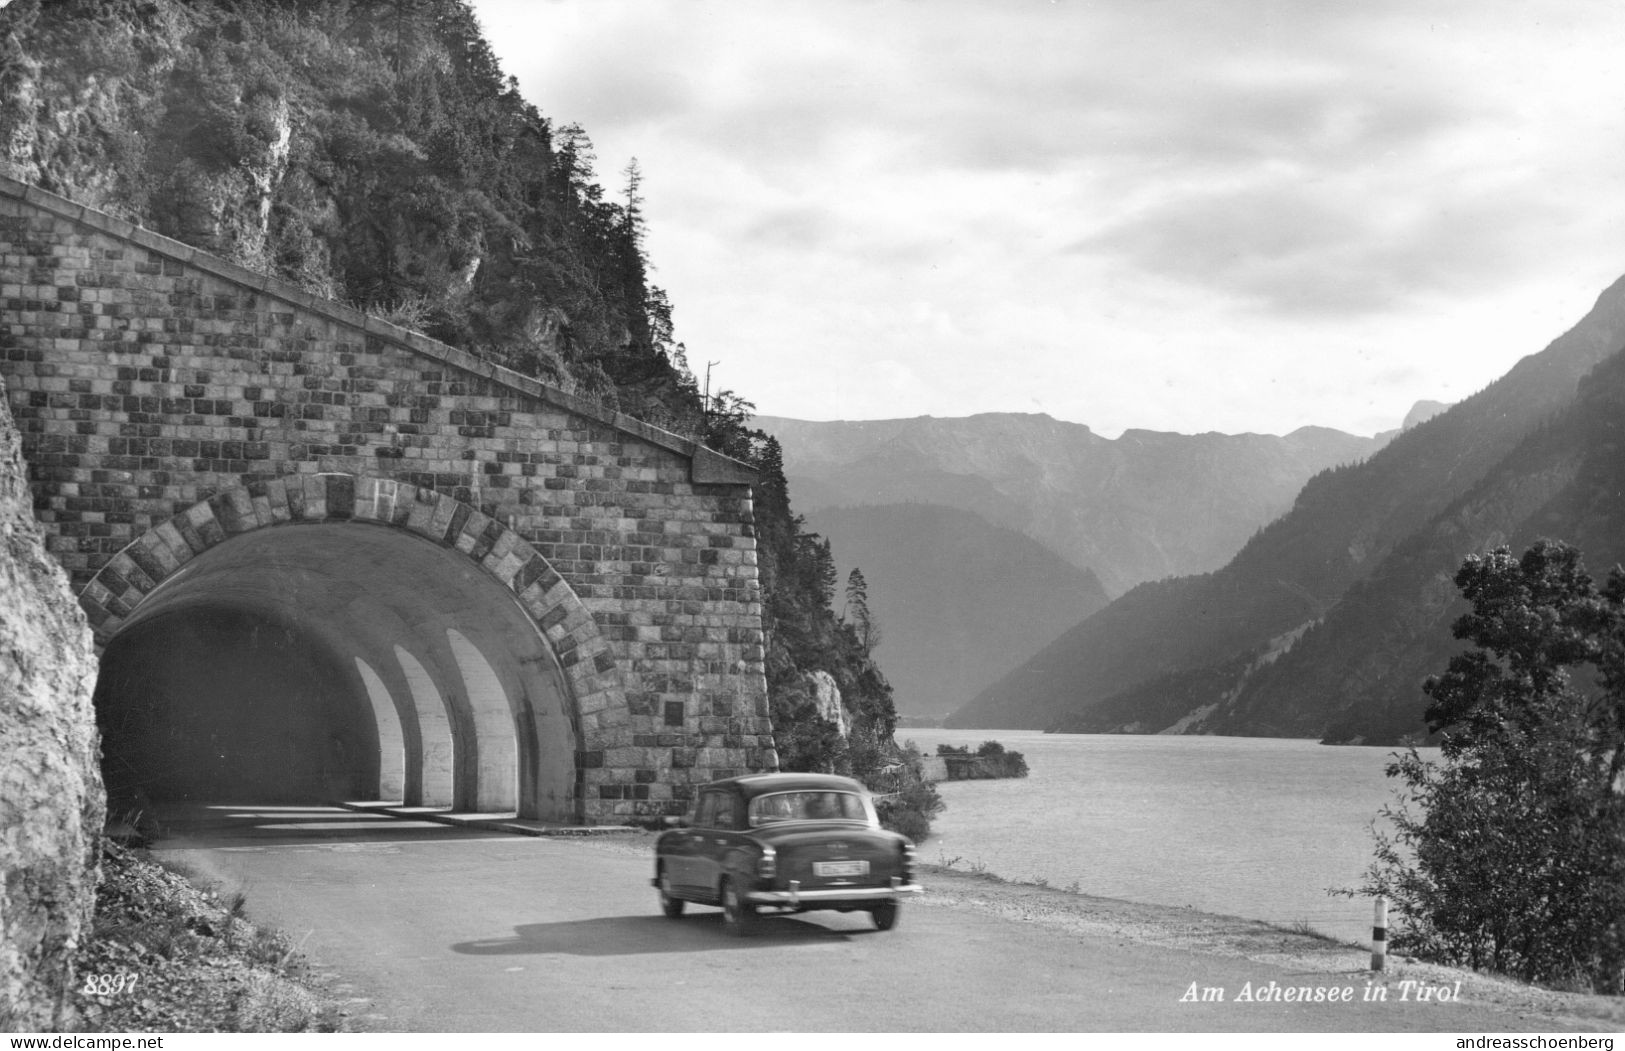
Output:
[[911, 860, 1624, 1030], [577, 830, 1621, 1030], [90, 818, 1625, 1033]]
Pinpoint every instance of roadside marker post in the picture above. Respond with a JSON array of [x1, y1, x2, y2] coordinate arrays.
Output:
[[1371, 894, 1388, 971]]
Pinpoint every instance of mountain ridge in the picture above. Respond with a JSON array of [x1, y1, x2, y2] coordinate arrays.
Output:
[[949, 271, 1625, 733], [756, 412, 1386, 597]]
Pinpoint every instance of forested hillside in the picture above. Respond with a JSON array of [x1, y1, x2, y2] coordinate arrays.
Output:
[[0, 0, 895, 779], [807, 503, 1110, 719], [1225, 342, 1625, 743], [953, 273, 1625, 735]]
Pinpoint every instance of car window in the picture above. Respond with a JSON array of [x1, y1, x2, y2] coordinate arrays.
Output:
[[748, 791, 872, 826], [696, 790, 737, 830]]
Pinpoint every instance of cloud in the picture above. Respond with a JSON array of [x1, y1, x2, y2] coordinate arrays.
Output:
[[474, 0, 1625, 437], [737, 205, 840, 251]]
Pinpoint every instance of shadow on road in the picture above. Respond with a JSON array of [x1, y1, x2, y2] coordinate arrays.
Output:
[[453, 913, 869, 956], [146, 803, 514, 849]]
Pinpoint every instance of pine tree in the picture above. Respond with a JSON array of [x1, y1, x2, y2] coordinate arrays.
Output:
[[844, 567, 879, 654]]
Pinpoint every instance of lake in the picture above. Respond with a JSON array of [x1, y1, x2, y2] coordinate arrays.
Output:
[[901, 729, 1430, 947]]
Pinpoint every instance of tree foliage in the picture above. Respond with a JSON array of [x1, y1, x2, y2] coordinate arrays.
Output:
[[1, 0, 701, 424], [1356, 540, 1625, 991], [843, 567, 880, 654], [0, 0, 929, 828], [745, 431, 900, 784]]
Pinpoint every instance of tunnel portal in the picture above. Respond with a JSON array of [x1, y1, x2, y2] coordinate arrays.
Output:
[[3, 173, 779, 823], [93, 521, 577, 819]]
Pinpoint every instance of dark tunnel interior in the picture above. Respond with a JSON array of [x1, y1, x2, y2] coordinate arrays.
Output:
[[94, 606, 380, 808]]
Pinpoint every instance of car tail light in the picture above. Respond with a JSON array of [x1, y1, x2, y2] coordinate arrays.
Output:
[[901, 842, 916, 883], [756, 845, 777, 881]]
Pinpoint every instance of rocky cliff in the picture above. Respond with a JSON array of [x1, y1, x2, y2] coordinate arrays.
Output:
[[0, 371, 103, 1029]]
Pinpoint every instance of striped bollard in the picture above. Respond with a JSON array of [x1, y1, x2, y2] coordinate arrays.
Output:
[[1371, 894, 1388, 971]]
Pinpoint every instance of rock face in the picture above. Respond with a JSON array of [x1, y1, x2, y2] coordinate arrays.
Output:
[[808, 670, 850, 739], [0, 372, 103, 1030]]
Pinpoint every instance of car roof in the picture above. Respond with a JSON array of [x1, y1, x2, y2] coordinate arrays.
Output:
[[706, 772, 868, 799]]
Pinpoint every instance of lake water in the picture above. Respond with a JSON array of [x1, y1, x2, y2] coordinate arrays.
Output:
[[901, 730, 1430, 947]]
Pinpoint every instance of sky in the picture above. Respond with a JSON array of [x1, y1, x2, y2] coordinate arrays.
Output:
[[472, 0, 1625, 439]]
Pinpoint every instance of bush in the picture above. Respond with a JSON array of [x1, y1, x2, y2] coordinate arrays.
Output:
[[935, 740, 1029, 778], [875, 776, 943, 841], [1353, 541, 1625, 992], [873, 741, 944, 840], [977, 740, 1029, 778]]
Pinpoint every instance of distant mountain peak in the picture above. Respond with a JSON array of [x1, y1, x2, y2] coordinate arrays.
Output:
[[1402, 400, 1452, 431], [756, 412, 1387, 598]]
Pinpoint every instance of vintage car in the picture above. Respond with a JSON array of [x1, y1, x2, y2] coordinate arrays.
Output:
[[652, 772, 923, 934]]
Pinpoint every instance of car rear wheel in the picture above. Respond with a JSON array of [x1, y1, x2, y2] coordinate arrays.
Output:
[[870, 900, 899, 931], [658, 867, 684, 919], [720, 878, 754, 936]]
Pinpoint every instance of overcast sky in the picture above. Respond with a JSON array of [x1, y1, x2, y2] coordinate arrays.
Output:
[[472, 0, 1625, 438]]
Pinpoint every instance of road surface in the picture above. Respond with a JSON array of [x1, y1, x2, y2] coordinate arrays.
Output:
[[151, 804, 1595, 1032]]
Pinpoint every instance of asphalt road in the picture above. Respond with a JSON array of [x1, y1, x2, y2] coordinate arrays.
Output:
[[152, 805, 1554, 1033]]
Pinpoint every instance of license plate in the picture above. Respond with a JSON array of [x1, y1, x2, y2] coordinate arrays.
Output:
[[814, 860, 869, 877]]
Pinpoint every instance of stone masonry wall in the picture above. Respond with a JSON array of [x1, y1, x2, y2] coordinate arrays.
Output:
[[0, 366, 103, 1029], [0, 174, 775, 821]]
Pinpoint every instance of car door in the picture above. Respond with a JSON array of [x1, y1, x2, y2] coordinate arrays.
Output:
[[665, 792, 716, 894], [689, 788, 740, 899]]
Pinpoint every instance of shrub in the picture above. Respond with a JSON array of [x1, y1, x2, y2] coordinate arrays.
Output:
[[1352, 541, 1625, 992], [873, 741, 944, 840], [875, 776, 943, 841]]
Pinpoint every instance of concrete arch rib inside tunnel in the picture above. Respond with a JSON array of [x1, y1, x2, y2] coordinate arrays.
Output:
[[354, 658, 406, 801], [445, 629, 517, 812], [395, 645, 456, 809], [91, 520, 576, 817]]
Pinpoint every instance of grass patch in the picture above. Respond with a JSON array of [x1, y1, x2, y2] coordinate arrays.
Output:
[[71, 841, 347, 1033]]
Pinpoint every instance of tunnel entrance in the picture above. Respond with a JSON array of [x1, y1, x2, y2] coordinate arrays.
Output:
[[96, 607, 379, 804], [91, 517, 581, 819]]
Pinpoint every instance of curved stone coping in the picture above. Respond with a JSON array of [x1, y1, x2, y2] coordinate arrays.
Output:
[[0, 172, 755, 486], [77, 473, 626, 734]]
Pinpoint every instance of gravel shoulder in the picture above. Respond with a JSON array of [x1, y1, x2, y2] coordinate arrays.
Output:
[[582, 829, 1625, 1032], [911, 861, 1625, 1032], [92, 814, 1625, 1033]]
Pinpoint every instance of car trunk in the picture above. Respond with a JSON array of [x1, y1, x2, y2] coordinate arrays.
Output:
[[753, 823, 901, 889]]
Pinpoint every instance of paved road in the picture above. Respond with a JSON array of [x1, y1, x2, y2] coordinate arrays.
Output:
[[154, 805, 1545, 1032]]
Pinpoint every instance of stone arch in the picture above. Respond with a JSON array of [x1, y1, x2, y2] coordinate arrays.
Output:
[[80, 473, 624, 822]]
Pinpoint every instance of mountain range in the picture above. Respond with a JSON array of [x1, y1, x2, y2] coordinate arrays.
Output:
[[758, 413, 1387, 596], [949, 273, 1625, 739], [755, 413, 1392, 718]]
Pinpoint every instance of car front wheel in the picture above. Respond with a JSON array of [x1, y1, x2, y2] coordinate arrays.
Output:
[[720, 878, 755, 936], [658, 867, 684, 919], [870, 900, 899, 931]]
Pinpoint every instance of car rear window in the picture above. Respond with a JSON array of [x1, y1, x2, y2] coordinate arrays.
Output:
[[747, 791, 871, 826]]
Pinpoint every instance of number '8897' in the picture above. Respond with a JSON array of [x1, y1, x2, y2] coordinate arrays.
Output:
[[82, 973, 140, 996]]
